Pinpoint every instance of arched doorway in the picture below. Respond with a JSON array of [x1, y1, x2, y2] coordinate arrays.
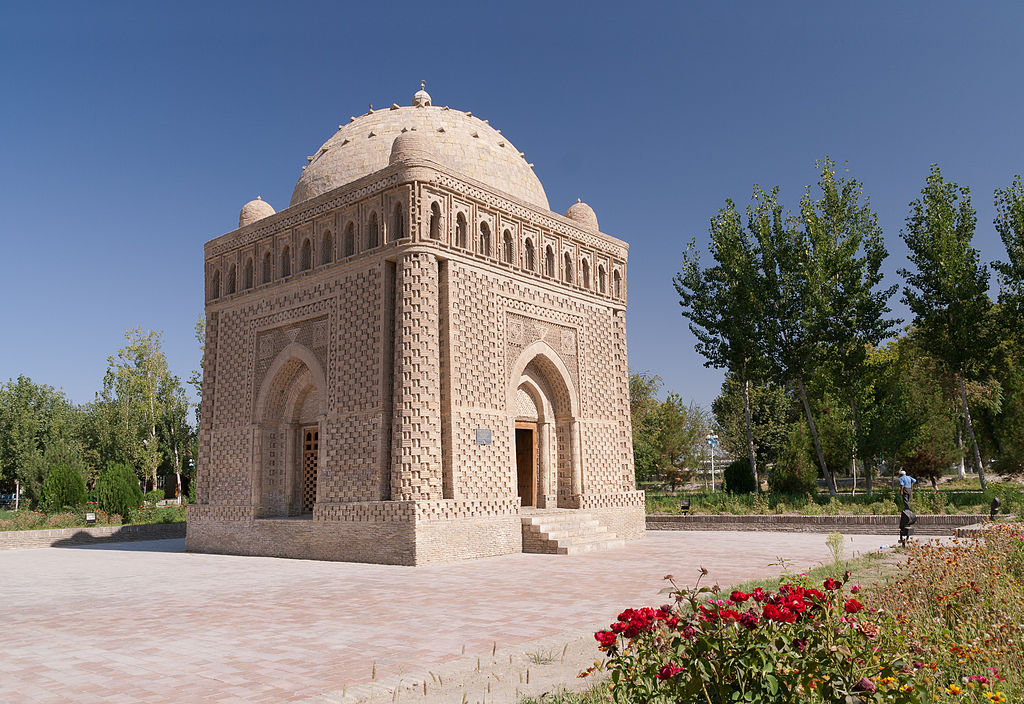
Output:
[[253, 343, 326, 517], [508, 343, 581, 509]]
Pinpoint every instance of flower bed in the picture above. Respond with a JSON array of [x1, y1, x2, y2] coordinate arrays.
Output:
[[587, 524, 1024, 702]]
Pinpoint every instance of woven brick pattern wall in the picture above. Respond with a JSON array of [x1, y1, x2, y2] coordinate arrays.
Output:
[[391, 253, 443, 501]]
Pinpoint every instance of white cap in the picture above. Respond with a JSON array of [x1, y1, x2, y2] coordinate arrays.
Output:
[[899, 470, 906, 475]]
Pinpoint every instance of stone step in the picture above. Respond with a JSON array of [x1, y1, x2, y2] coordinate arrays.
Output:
[[521, 510, 622, 556]]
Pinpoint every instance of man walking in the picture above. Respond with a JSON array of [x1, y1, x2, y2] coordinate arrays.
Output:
[[898, 470, 917, 510]]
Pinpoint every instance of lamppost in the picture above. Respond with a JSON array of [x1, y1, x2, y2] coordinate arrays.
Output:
[[706, 433, 720, 491]]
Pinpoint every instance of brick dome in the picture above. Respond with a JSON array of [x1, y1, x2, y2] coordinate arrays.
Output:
[[239, 196, 275, 227], [290, 88, 548, 210]]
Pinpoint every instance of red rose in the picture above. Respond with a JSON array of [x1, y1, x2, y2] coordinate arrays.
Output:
[[730, 590, 751, 603], [595, 630, 617, 649], [823, 577, 841, 591], [751, 587, 766, 602], [844, 599, 864, 614], [657, 664, 684, 680]]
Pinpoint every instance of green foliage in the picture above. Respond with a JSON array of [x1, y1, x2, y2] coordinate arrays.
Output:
[[723, 457, 756, 494], [39, 446, 87, 513], [769, 424, 819, 494], [630, 371, 710, 486], [597, 571, 919, 703], [94, 462, 143, 522], [712, 377, 791, 468], [144, 489, 165, 505], [0, 376, 80, 496], [993, 175, 1024, 332]]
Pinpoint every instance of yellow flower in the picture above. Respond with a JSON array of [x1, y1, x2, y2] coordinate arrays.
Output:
[[946, 684, 963, 695], [985, 692, 1006, 703]]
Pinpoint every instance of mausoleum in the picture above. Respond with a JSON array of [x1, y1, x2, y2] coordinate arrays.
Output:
[[186, 85, 644, 564]]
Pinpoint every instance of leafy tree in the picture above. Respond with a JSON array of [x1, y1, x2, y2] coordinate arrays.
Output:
[[723, 457, 756, 494], [993, 175, 1024, 333], [768, 424, 819, 494], [94, 461, 143, 521], [0, 376, 80, 500], [804, 160, 899, 495], [188, 315, 205, 425], [630, 371, 663, 482], [100, 328, 187, 492], [712, 377, 791, 471], [899, 165, 993, 489], [39, 442, 87, 512], [676, 194, 771, 490]]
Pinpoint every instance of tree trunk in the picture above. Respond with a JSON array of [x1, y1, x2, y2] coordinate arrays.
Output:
[[865, 460, 873, 495], [958, 374, 987, 491], [850, 399, 860, 496], [796, 377, 837, 496], [955, 416, 968, 477], [742, 376, 759, 492]]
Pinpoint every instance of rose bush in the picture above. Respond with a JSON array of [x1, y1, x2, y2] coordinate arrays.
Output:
[[592, 570, 920, 703]]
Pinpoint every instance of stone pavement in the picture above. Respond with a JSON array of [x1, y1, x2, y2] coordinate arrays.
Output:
[[1, 531, 893, 703]]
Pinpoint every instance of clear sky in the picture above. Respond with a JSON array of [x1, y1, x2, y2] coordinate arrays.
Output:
[[1, 1, 1021, 412]]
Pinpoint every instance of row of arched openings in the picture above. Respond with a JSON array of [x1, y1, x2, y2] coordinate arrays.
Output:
[[208, 203, 409, 300], [210, 200, 624, 301], [425, 202, 623, 299]]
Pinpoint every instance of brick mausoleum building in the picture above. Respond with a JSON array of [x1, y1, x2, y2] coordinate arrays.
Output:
[[186, 85, 644, 564]]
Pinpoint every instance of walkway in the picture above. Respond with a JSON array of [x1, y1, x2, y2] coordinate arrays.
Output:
[[1, 531, 891, 703]]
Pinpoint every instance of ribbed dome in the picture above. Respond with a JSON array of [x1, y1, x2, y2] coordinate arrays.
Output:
[[290, 93, 548, 209], [565, 198, 599, 231], [389, 131, 434, 165], [239, 197, 275, 227]]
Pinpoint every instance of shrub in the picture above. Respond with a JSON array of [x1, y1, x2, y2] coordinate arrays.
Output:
[[723, 457, 756, 494], [593, 570, 919, 703], [40, 458, 87, 513], [94, 463, 143, 522], [144, 489, 165, 505], [768, 425, 819, 495]]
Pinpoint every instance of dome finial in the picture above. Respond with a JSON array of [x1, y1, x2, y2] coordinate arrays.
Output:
[[413, 81, 432, 107]]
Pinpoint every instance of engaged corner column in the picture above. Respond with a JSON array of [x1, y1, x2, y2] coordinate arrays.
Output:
[[390, 252, 443, 502]]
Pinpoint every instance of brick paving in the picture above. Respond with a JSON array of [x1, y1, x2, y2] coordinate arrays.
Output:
[[1, 531, 892, 703]]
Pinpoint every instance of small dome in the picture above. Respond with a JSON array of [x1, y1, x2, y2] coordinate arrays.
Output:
[[389, 131, 434, 165], [413, 81, 431, 107], [239, 196, 275, 228], [565, 198, 598, 231]]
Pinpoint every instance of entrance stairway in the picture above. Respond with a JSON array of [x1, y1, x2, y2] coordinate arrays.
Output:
[[520, 509, 625, 555]]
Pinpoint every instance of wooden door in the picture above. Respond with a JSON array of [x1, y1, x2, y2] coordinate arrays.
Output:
[[301, 427, 319, 513], [515, 422, 537, 507]]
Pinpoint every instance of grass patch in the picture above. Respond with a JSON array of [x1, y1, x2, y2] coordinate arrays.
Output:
[[645, 480, 1022, 517], [717, 546, 900, 598], [519, 683, 611, 703]]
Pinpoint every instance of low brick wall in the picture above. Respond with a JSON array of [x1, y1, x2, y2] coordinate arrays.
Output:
[[646, 514, 989, 535], [0, 523, 186, 550]]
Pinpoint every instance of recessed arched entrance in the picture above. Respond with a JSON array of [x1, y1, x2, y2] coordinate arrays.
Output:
[[508, 342, 581, 509], [253, 343, 326, 517]]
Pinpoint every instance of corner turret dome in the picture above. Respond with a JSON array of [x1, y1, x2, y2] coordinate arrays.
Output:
[[564, 198, 598, 231], [290, 85, 548, 209], [239, 196, 275, 227]]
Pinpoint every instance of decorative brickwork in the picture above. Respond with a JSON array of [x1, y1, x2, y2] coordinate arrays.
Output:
[[188, 91, 643, 565]]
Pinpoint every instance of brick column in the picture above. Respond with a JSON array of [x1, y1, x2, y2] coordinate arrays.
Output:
[[390, 252, 443, 500]]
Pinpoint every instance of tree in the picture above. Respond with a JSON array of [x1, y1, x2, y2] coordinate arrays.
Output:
[[630, 371, 663, 483], [39, 441, 88, 512], [100, 328, 184, 492], [994, 176, 1024, 334], [899, 165, 993, 489], [0, 376, 80, 502], [676, 194, 770, 490], [768, 424, 819, 495], [711, 377, 791, 471], [188, 316, 205, 425], [94, 461, 143, 521], [803, 160, 899, 495]]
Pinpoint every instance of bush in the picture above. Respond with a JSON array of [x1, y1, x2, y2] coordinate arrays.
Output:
[[144, 489, 165, 505], [723, 457, 756, 494], [94, 463, 143, 522], [768, 425, 819, 495], [39, 458, 87, 513], [593, 571, 919, 703]]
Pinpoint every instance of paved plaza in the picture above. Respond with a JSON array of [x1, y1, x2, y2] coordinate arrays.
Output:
[[2, 531, 894, 703]]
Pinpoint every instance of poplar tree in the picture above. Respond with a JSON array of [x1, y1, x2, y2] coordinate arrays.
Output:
[[993, 175, 1024, 333], [899, 165, 993, 490], [676, 195, 770, 490]]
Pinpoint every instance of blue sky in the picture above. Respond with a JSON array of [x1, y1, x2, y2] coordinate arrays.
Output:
[[1, 1, 1021, 412]]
